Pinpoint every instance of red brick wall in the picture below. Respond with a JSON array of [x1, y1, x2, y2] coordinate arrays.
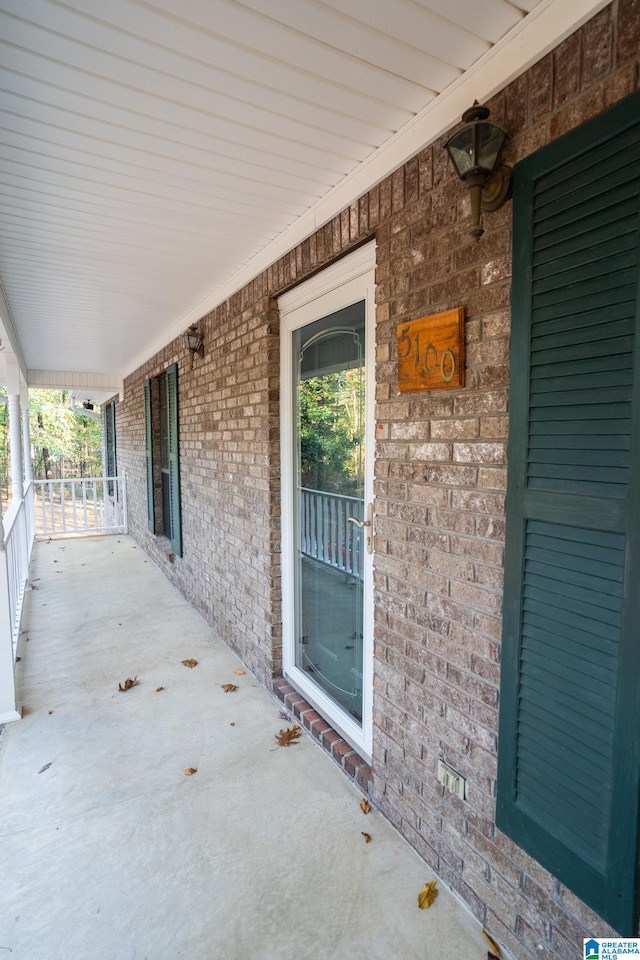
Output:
[[117, 295, 284, 687], [114, 4, 640, 957], [371, 8, 639, 957]]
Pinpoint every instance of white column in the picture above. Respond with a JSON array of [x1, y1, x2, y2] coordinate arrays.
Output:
[[0, 535, 20, 722], [8, 394, 23, 502], [0, 362, 24, 721], [0, 374, 20, 721], [21, 382, 32, 485], [7, 362, 23, 502]]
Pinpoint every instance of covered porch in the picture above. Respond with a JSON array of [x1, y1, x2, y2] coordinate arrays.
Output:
[[0, 534, 485, 959]]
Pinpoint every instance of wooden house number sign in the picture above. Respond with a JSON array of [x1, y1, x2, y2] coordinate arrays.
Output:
[[396, 308, 465, 392]]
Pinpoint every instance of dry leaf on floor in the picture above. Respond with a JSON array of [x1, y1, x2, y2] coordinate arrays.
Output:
[[360, 798, 371, 815], [184, 767, 197, 776], [182, 659, 198, 668], [362, 832, 372, 843], [274, 724, 302, 747], [483, 931, 501, 958], [155, 686, 164, 692], [221, 683, 238, 692], [118, 676, 139, 692], [37, 762, 52, 774], [418, 879, 438, 910], [234, 670, 246, 676]]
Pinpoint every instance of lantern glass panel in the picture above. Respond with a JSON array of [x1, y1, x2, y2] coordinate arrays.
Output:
[[446, 125, 477, 176], [475, 122, 507, 172]]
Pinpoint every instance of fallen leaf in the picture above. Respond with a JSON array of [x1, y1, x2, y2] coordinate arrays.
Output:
[[182, 659, 198, 668], [360, 798, 371, 815], [184, 767, 197, 776], [274, 724, 302, 747], [118, 676, 139, 692], [418, 879, 438, 909], [221, 683, 238, 692], [234, 669, 246, 676], [362, 832, 372, 843], [156, 686, 164, 692], [38, 762, 52, 774], [483, 931, 502, 958]]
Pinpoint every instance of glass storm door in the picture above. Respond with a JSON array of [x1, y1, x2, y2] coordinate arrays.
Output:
[[280, 246, 375, 756], [294, 305, 366, 721]]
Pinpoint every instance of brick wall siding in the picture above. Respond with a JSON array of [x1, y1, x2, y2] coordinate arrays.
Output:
[[114, 3, 640, 957]]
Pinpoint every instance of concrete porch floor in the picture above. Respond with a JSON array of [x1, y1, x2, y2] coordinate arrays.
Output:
[[0, 536, 487, 960]]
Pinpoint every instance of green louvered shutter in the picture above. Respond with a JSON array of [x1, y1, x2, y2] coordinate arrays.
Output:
[[144, 379, 155, 533], [497, 90, 640, 934], [166, 363, 182, 557]]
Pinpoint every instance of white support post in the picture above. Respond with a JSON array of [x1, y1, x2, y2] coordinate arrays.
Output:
[[0, 465, 20, 722], [21, 382, 32, 484], [7, 363, 23, 503], [0, 362, 24, 721], [0, 538, 20, 723]]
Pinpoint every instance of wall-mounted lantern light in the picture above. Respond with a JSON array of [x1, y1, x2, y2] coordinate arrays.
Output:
[[445, 101, 512, 239], [183, 324, 204, 358]]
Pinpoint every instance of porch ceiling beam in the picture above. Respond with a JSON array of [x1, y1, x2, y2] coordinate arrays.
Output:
[[28, 369, 124, 401], [0, 280, 27, 381]]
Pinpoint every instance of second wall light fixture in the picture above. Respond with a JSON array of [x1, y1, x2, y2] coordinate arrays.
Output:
[[445, 101, 512, 239], [183, 324, 204, 358]]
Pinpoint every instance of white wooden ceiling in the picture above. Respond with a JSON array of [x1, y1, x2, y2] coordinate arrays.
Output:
[[0, 0, 608, 397]]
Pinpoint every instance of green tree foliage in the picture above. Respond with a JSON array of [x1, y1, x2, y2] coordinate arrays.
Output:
[[298, 369, 363, 495], [29, 390, 102, 479]]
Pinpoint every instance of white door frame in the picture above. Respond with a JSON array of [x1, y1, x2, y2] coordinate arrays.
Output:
[[279, 242, 376, 759]]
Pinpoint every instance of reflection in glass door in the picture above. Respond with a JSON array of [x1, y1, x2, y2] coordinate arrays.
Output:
[[293, 303, 366, 722]]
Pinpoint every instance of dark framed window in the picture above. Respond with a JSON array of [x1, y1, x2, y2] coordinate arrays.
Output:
[[104, 399, 117, 493], [144, 363, 182, 557]]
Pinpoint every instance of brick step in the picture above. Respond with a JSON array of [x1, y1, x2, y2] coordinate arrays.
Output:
[[272, 677, 372, 797]]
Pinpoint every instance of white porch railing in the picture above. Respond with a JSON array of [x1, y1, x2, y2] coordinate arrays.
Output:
[[300, 487, 363, 579], [33, 476, 127, 538], [4, 479, 35, 657]]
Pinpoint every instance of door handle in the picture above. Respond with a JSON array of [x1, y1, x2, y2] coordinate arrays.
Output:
[[347, 503, 373, 554], [347, 517, 369, 529]]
